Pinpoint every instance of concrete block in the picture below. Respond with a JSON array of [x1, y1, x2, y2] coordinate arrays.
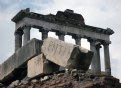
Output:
[[28, 54, 59, 78], [42, 37, 93, 71], [0, 38, 43, 84]]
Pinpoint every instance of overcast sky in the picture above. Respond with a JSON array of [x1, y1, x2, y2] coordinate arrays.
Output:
[[0, 0, 121, 81]]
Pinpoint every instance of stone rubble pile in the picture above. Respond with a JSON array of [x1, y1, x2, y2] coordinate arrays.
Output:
[[0, 37, 93, 86], [2, 70, 120, 88]]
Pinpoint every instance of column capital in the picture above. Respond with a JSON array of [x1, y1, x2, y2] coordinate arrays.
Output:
[[95, 42, 102, 48], [88, 38, 97, 43], [56, 31, 65, 36], [23, 25, 31, 45], [14, 30, 23, 36], [102, 41, 111, 45], [39, 28, 49, 40], [23, 25, 31, 29], [39, 28, 49, 33], [72, 34, 82, 39]]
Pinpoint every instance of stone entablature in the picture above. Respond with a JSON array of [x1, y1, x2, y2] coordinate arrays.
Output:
[[12, 8, 114, 36]]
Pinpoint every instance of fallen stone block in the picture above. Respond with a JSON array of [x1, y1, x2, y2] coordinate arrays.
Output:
[[0, 38, 43, 84], [28, 54, 59, 78], [41, 37, 93, 71], [77, 47, 93, 71]]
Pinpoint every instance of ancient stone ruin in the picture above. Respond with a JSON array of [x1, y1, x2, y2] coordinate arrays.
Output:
[[0, 8, 120, 88]]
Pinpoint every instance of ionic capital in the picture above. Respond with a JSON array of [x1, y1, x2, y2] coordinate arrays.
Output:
[[56, 31, 65, 36], [72, 34, 82, 39], [23, 25, 31, 29], [95, 42, 102, 48], [39, 28, 49, 33], [14, 30, 23, 36], [102, 41, 111, 45], [87, 38, 97, 43]]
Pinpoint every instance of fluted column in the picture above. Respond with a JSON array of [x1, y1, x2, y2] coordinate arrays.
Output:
[[72, 35, 81, 46], [14, 30, 23, 51], [103, 41, 111, 75], [88, 38, 101, 74], [56, 31, 65, 41], [23, 26, 31, 45]]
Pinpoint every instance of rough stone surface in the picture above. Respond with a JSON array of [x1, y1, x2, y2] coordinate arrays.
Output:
[[8, 80, 20, 88], [42, 37, 93, 71], [78, 47, 93, 71], [6, 71, 121, 88], [27, 54, 59, 78], [0, 38, 42, 84]]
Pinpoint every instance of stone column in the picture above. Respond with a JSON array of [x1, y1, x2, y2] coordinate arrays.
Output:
[[95, 42, 101, 74], [56, 31, 65, 41], [23, 26, 31, 45], [14, 30, 23, 51], [39, 29, 49, 40], [88, 38, 101, 74], [103, 41, 111, 75], [72, 35, 81, 46]]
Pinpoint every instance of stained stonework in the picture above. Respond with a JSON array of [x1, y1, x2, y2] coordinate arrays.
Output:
[[0, 38, 42, 84], [28, 54, 59, 78], [42, 37, 93, 71]]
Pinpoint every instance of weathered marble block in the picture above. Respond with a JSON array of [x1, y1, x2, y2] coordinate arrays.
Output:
[[41, 37, 93, 70], [28, 54, 59, 78]]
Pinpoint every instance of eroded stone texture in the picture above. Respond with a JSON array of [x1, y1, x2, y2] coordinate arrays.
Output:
[[0, 38, 42, 84], [28, 54, 59, 78], [78, 47, 93, 71], [42, 37, 93, 71]]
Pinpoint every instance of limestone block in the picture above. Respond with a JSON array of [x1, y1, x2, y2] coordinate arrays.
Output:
[[28, 54, 59, 78], [42, 37, 93, 71], [42, 37, 81, 70], [0, 38, 43, 84]]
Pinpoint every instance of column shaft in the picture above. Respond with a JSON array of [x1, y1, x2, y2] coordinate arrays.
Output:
[[23, 26, 31, 45], [42, 31, 48, 40], [89, 39, 101, 74], [96, 45, 101, 74], [58, 34, 64, 41], [76, 38, 81, 45], [14, 30, 23, 51], [56, 31, 65, 41], [72, 35, 81, 46], [103, 44, 111, 75]]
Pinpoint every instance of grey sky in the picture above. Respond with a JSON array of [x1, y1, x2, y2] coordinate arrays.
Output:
[[0, 0, 121, 81]]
